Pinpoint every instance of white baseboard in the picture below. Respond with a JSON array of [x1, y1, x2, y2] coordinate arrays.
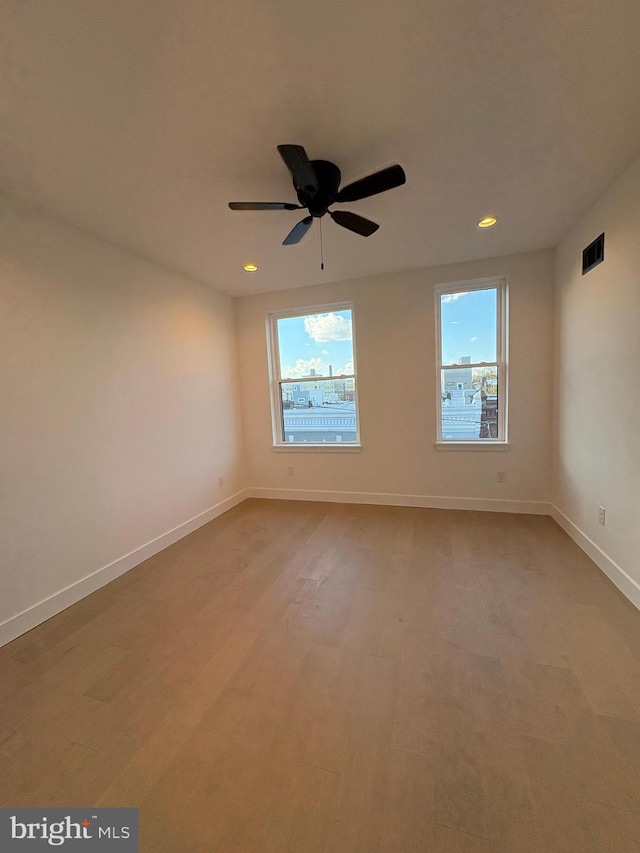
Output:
[[550, 504, 640, 612], [247, 486, 550, 515], [0, 489, 249, 649]]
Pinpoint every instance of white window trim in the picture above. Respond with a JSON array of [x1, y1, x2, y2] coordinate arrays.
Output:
[[267, 301, 362, 450], [434, 276, 509, 446]]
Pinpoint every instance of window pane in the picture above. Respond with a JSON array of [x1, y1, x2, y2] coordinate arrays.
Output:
[[279, 378, 357, 443], [441, 366, 498, 440], [440, 288, 497, 366], [276, 310, 353, 379]]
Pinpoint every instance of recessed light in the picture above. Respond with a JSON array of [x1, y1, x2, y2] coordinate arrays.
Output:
[[477, 216, 497, 229], [243, 263, 258, 272]]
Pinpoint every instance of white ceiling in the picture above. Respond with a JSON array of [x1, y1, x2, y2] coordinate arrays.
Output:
[[2, 0, 640, 297]]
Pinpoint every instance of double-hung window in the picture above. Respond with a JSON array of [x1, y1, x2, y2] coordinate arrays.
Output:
[[268, 304, 360, 447], [435, 278, 508, 444]]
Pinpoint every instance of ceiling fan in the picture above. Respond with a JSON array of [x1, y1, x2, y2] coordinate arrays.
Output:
[[229, 144, 406, 245]]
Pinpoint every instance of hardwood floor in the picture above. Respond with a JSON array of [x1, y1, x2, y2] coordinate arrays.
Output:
[[2, 499, 640, 851]]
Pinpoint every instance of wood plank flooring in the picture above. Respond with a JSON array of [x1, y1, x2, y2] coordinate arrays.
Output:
[[2, 499, 640, 851]]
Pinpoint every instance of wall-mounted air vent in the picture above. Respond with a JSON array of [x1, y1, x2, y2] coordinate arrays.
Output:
[[582, 233, 604, 275]]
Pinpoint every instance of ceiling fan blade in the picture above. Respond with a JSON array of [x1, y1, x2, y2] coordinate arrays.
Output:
[[336, 164, 406, 203], [277, 145, 319, 196], [229, 202, 301, 210], [330, 210, 379, 237], [283, 215, 313, 245]]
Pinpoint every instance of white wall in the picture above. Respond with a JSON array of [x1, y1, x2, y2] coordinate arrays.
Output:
[[553, 153, 640, 606], [0, 198, 246, 644], [236, 249, 554, 510]]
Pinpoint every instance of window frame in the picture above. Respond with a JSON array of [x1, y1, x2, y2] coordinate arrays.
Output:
[[434, 276, 509, 446], [267, 301, 362, 450]]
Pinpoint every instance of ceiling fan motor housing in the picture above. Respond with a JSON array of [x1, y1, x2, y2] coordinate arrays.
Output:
[[297, 160, 341, 217]]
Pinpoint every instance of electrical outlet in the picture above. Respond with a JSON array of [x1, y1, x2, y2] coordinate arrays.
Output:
[[287, 465, 294, 476], [218, 476, 224, 487], [598, 506, 606, 525], [497, 471, 506, 483]]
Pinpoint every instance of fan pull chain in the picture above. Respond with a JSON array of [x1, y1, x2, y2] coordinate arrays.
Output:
[[320, 218, 325, 271]]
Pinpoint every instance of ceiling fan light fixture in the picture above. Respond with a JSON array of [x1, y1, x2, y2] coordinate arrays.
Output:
[[477, 216, 498, 229], [229, 145, 406, 249], [243, 263, 258, 272]]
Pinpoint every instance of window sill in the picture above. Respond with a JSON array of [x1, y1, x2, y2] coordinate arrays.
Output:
[[272, 444, 362, 453], [434, 441, 510, 450]]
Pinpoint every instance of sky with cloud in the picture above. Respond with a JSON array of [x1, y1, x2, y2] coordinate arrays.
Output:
[[440, 288, 497, 365], [277, 310, 354, 378], [276, 296, 496, 379]]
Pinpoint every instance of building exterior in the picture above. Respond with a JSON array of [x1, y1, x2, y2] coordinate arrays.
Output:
[[442, 356, 474, 403]]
